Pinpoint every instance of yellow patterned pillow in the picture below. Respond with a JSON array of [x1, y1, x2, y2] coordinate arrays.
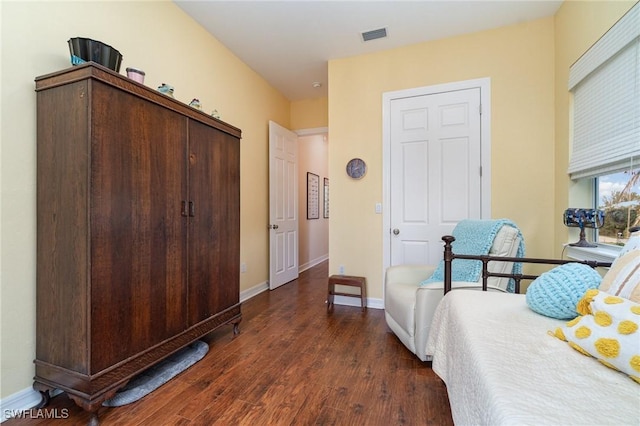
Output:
[[555, 289, 640, 383]]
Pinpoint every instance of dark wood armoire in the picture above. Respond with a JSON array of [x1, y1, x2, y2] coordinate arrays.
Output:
[[33, 63, 241, 421]]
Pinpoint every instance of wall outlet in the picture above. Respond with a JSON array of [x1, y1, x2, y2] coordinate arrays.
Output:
[[241, 263, 247, 273], [339, 265, 345, 275]]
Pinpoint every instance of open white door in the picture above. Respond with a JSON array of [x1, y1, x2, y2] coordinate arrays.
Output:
[[268, 121, 299, 289]]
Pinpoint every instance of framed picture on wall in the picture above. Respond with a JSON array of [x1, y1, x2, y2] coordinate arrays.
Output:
[[323, 178, 329, 218], [307, 172, 319, 219]]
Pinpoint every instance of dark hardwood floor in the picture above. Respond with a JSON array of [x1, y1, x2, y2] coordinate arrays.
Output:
[[7, 261, 453, 425]]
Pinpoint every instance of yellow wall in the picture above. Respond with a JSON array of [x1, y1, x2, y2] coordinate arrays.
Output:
[[329, 17, 556, 299], [291, 96, 329, 129], [553, 0, 637, 253], [0, 1, 289, 398]]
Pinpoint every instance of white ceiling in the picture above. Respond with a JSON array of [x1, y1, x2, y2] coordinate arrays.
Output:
[[175, 0, 563, 101]]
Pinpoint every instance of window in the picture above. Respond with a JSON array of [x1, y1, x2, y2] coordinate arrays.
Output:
[[597, 167, 640, 246], [568, 4, 640, 251]]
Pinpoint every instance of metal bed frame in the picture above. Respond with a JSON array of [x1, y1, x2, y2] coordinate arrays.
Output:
[[440, 235, 613, 294]]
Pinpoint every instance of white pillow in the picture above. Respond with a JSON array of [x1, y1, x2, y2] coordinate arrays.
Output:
[[487, 226, 521, 291], [600, 250, 640, 303], [600, 234, 640, 303]]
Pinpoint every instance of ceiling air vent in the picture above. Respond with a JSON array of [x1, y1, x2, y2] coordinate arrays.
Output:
[[361, 27, 387, 42]]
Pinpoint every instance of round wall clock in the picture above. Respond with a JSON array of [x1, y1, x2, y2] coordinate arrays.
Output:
[[346, 158, 367, 180]]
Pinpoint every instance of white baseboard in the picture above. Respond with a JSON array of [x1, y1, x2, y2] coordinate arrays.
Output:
[[299, 254, 328, 273], [0, 387, 62, 423], [331, 295, 383, 310], [239, 280, 269, 303], [244, 255, 328, 300]]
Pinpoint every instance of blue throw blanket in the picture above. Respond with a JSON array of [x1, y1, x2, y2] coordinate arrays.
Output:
[[420, 219, 525, 293]]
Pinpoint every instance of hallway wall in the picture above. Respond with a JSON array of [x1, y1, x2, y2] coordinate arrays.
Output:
[[298, 133, 329, 270]]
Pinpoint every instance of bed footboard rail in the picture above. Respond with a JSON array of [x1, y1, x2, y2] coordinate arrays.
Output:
[[441, 235, 612, 294]]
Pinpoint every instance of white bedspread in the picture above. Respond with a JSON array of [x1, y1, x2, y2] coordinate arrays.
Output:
[[426, 290, 640, 426]]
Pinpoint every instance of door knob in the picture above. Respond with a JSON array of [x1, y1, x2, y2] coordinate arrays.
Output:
[[268, 224, 279, 230], [392, 228, 400, 235]]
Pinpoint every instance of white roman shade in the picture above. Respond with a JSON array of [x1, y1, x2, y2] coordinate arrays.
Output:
[[568, 3, 640, 180]]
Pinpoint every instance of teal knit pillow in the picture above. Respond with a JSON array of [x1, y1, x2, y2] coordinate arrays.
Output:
[[525, 263, 602, 320]]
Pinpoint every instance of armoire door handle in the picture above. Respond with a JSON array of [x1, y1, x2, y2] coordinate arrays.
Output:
[[189, 201, 195, 217]]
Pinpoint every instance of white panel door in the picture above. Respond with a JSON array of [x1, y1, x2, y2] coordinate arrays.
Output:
[[269, 121, 299, 289], [390, 88, 481, 266]]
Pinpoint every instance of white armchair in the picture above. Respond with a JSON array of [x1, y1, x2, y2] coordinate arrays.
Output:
[[384, 225, 522, 361]]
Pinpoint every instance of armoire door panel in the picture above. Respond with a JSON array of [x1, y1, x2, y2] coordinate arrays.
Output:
[[89, 82, 188, 372], [187, 120, 240, 325]]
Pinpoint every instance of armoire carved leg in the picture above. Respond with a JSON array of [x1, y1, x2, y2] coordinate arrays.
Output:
[[67, 386, 119, 426], [32, 382, 52, 409], [232, 318, 241, 336]]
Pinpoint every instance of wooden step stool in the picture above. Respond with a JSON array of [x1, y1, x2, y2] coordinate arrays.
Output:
[[327, 275, 367, 312]]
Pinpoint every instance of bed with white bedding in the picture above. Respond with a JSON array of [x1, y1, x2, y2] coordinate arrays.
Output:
[[425, 290, 640, 426]]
